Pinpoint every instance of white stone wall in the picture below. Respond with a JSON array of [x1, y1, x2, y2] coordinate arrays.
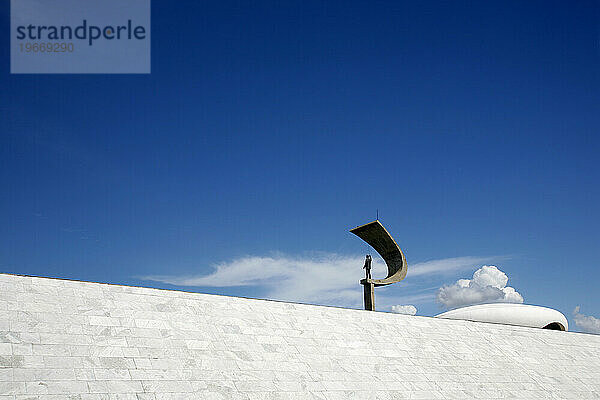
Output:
[[1, 273, 599, 399]]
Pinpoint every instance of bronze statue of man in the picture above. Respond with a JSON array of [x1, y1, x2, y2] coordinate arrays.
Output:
[[363, 254, 372, 280]]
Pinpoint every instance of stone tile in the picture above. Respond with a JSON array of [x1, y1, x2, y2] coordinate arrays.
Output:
[[87, 380, 143, 394], [0, 382, 26, 395], [0, 273, 599, 399]]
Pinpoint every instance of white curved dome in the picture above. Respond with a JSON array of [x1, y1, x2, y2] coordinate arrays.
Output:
[[435, 303, 568, 331]]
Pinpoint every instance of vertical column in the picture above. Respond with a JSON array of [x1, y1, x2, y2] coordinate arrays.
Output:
[[362, 281, 375, 311]]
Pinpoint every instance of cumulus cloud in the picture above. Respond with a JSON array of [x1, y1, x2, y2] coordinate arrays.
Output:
[[436, 265, 523, 310], [390, 305, 417, 315], [573, 306, 600, 334], [142, 253, 490, 309]]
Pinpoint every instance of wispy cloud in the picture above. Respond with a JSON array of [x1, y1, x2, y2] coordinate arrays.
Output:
[[143, 253, 378, 308], [436, 265, 523, 310], [141, 253, 492, 309], [410, 256, 499, 277], [573, 306, 600, 334]]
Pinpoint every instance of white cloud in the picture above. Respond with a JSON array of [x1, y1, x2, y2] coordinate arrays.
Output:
[[409, 256, 498, 277], [390, 305, 417, 315], [436, 265, 523, 310], [143, 253, 376, 308], [142, 253, 489, 309], [573, 306, 600, 334]]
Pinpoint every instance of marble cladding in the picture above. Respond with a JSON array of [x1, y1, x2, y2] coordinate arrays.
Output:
[[1, 273, 599, 399]]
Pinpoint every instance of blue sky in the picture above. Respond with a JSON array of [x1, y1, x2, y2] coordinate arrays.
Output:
[[1, 1, 599, 332]]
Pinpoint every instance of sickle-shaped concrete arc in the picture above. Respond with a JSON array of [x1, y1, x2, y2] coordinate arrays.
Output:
[[350, 220, 407, 287]]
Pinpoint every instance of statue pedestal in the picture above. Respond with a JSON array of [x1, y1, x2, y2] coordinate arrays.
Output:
[[360, 279, 375, 311]]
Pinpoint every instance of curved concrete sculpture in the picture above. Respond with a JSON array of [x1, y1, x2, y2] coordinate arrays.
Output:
[[350, 220, 407, 287], [435, 303, 568, 331]]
